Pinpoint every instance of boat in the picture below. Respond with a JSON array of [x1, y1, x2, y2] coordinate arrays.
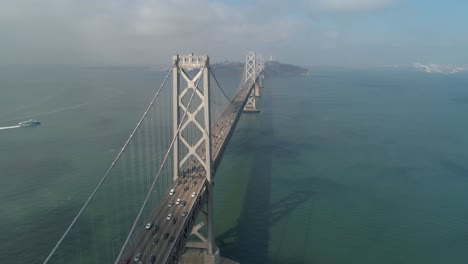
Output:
[[18, 120, 41, 127]]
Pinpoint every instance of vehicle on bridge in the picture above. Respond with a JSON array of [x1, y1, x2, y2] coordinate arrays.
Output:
[[133, 252, 142, 262]]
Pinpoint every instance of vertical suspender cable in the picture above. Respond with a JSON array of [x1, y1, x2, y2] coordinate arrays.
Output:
[[42, 65, 174, 264]]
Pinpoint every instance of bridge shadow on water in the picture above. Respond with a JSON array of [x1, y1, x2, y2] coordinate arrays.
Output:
[[216, 85, 316, 264]]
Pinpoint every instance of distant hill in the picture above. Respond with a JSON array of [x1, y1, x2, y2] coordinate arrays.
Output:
[[211, 60, 310, 77]]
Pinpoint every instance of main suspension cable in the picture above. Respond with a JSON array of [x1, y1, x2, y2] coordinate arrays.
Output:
[[209, 67, 233, 103]]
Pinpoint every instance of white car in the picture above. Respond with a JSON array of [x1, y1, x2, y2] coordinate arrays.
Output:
[[191, 192, 197, 198], [134, 252, 142, 262], [145, 223, 153, 230], [176, 198, 181, 205], [166, 214, 172, 221], [169, 189, 175, 196]]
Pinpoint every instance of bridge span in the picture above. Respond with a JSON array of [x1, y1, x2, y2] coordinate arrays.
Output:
[[43, 52, 265, 264], [120, 78, 255, 264]]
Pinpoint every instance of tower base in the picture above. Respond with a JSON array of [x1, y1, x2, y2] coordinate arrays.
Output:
[[179, 248, 238, 264], [243, 108, 260, 113]]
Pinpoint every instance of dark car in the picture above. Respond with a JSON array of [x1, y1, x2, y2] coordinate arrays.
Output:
[[163, 232, 169, 240], [177, 180, 182, 185], [180, 201, 187, 207], [181, 211, 188, 217], [149, 255, 156, 264], [183, 179, 187, 184], [169, 236, 175, 243], [152, 238, 159, 245], [192, 181, 197, 186], [171, 218, 177, 224], [184, 186, 189, 191]]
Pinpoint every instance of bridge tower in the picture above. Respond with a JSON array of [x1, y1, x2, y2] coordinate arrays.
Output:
[[257, 54, 265, 88], [244, 51, 261, 112], [172, 53, 220, 264]]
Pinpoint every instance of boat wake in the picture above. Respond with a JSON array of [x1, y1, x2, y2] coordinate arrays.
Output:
[[0, 125, 21, 130]]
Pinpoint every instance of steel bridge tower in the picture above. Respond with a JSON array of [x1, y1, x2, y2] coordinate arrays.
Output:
[[172, 53, 220, 264], [244, 51, 263, 112], [257, 54, 265, 88]]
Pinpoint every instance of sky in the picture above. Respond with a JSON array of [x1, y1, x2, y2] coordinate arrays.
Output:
[[1, 0, 468, 67]]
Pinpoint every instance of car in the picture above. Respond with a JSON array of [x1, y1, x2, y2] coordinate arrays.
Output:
[[177, 180, 182, 185], [171, 218, 177, 224], [166, 214, 172, 221], [169, 236, 175, 243], [183, 179, 187, 184], [181, 211, 188, 217], [134, 252, 143, 262], [168, 201, 174, 207], [152, 238, 159, 245], [184, 186, 189, 191], [145, 223, 152, 230], [163, 232, 169, 240], [180, 201, 187, 207], [169, 189, 175, 195], [191, 192, 197, 197], [149, 256, 156, 264], [192, 181, 197, 186], [176, 198, 181, 205]]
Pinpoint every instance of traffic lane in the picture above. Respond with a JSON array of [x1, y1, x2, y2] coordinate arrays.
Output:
[[152, 178, 202, 263], [136, 191, 172, 262], [129, 180, 178, 263], [152, 187, 181, 263], [159, 179, 207, 263]]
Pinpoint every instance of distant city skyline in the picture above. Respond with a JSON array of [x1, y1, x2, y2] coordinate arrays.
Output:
[[2, 0, 467, 67]]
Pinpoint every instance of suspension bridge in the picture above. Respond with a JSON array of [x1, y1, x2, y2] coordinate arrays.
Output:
[[42, 51, 265, 264]]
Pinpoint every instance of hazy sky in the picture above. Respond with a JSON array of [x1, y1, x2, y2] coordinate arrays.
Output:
[[2, 0, 467, 66]]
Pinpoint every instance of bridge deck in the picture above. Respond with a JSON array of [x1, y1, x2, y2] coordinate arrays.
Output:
[[120, 80, 255, 264]]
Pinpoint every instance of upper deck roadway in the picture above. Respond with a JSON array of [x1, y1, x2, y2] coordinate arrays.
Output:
[[120, 79, 256, 264]]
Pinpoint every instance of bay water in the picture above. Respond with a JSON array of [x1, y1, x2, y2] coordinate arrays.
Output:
[[1, 66, 468, 263]]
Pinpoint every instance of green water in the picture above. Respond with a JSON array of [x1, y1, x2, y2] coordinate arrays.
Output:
[[1, 66, 468, 263]]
